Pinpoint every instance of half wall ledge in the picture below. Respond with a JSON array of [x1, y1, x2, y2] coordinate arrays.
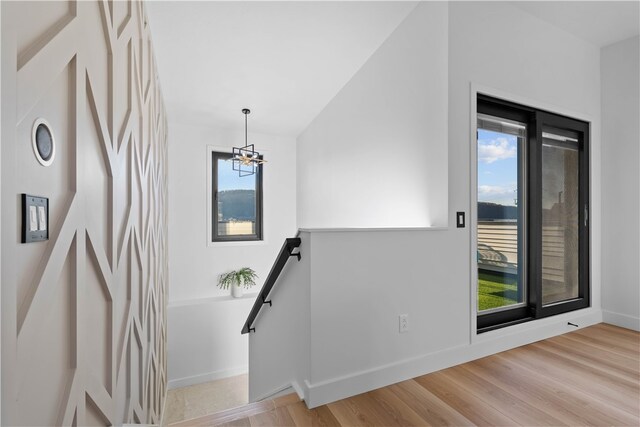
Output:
[[298, 226, 448, 233]]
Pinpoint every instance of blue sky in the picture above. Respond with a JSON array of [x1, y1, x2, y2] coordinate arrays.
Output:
[[477, 129, 518, 207], [217, 159, 256, 191]]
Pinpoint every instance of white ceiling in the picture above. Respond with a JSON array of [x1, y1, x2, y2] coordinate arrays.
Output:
[[510, 1, 639, 48], [146, 1, 418, 136], [147, 1, 639, 138]]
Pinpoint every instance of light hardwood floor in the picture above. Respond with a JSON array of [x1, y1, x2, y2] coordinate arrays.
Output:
[[172, 323, 640, 426]]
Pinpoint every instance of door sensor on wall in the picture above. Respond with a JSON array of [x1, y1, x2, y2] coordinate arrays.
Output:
[[456, 211, 465, 228]]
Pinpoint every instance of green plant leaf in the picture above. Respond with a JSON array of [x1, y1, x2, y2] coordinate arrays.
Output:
[[217, 267, 259, 290]]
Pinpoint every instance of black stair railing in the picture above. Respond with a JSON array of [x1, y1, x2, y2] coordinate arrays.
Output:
[[241, 237, 302, 334]]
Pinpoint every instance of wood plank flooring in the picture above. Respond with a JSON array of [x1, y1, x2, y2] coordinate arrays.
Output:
[[173, 323, 640, 426]]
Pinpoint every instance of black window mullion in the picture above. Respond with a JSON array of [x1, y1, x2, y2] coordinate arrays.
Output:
[[580, 125, 590, 306], [529, 114, 543, 317]]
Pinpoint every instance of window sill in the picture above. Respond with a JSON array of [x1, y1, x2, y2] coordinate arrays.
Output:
[[169, 292, 259, 308], [298, 226, 448, 233], [207, 240, 267, 248]]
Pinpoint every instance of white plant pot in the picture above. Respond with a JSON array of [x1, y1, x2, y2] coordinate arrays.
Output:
[[231, 284, 243, 298]]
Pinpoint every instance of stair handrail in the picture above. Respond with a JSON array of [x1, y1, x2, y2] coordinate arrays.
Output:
[[241, 237, 301, 334]]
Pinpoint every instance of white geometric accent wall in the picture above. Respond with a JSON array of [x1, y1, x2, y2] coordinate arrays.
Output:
[[1, 1, 168, 425]]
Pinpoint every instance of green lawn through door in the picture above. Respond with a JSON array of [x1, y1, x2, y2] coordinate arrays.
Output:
[[478, 271, 519, 311]]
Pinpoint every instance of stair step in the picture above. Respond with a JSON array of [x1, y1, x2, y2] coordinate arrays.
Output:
[[169, 393, 300, 426]]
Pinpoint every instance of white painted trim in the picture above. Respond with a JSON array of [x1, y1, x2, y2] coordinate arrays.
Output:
[[168, 365, 248, 390], [208, 240, 267, 248], [305, 308, 601, 408], [253, 381, 305, 402], [290, 381, 306, 402], [298, 227, 448, 233], [602, 310, 640, 331], [168, 292, 259, 308], [469, 83, 479, 341], [469, 82, 598, 344], [205, 144, 270, 248], [253, 383, 295, 402]]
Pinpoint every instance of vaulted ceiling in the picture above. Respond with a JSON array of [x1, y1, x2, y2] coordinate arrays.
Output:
[[147, 1, 639, 138], [146, 1, 418, 136]]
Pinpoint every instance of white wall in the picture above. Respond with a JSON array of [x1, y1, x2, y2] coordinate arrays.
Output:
[[301, 230, 601, 408], [167, 121, 296, 387], [248, 232, 310, 402], [307, 229, 467, 385], [297, 2, 448, 229], [601, 36, 640, 331], [249, 1, 605, 408], [168, 122, 297, 302], [449, 0, 602, 324], [168, 297, 254, 389]]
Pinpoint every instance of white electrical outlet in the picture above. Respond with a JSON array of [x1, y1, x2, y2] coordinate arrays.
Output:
[[399, 314, 409, 333]]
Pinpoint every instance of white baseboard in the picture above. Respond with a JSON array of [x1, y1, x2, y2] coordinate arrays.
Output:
[[603, 310, 640, 331], [253, 383, 294, 402], [252, 381, 306, 403], [168, 366, 248, 390], [291, 381, 307, 402], [305, 308, 602, 408]]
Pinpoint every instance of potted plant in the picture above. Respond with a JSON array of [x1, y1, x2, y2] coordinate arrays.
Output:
[[218, 267, 259, 298]]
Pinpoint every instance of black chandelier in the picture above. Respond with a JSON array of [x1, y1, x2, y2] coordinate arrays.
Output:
[[232, 108, 265, 177]]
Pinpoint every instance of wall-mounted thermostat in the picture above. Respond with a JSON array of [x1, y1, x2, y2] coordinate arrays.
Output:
[[22, 194, 49, 243], [31, 118, 56, 167]]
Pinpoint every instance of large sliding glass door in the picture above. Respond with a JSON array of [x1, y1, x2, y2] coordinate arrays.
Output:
[[477, 96, 589, 332]]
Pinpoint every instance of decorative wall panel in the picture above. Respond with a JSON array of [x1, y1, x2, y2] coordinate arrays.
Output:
[[1, 1, 168, 425]]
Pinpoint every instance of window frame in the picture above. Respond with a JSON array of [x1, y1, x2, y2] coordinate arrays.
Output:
[[476, 97, 536, 330], [211, 150, 264, 243], [475, 94, 590, 333], [532, 111, 590, 319]]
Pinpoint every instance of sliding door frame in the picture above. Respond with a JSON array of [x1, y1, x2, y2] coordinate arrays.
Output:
[[532, 112, 590, 318], [469, 84, 593, 339], [475, 97, 535, 330]]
